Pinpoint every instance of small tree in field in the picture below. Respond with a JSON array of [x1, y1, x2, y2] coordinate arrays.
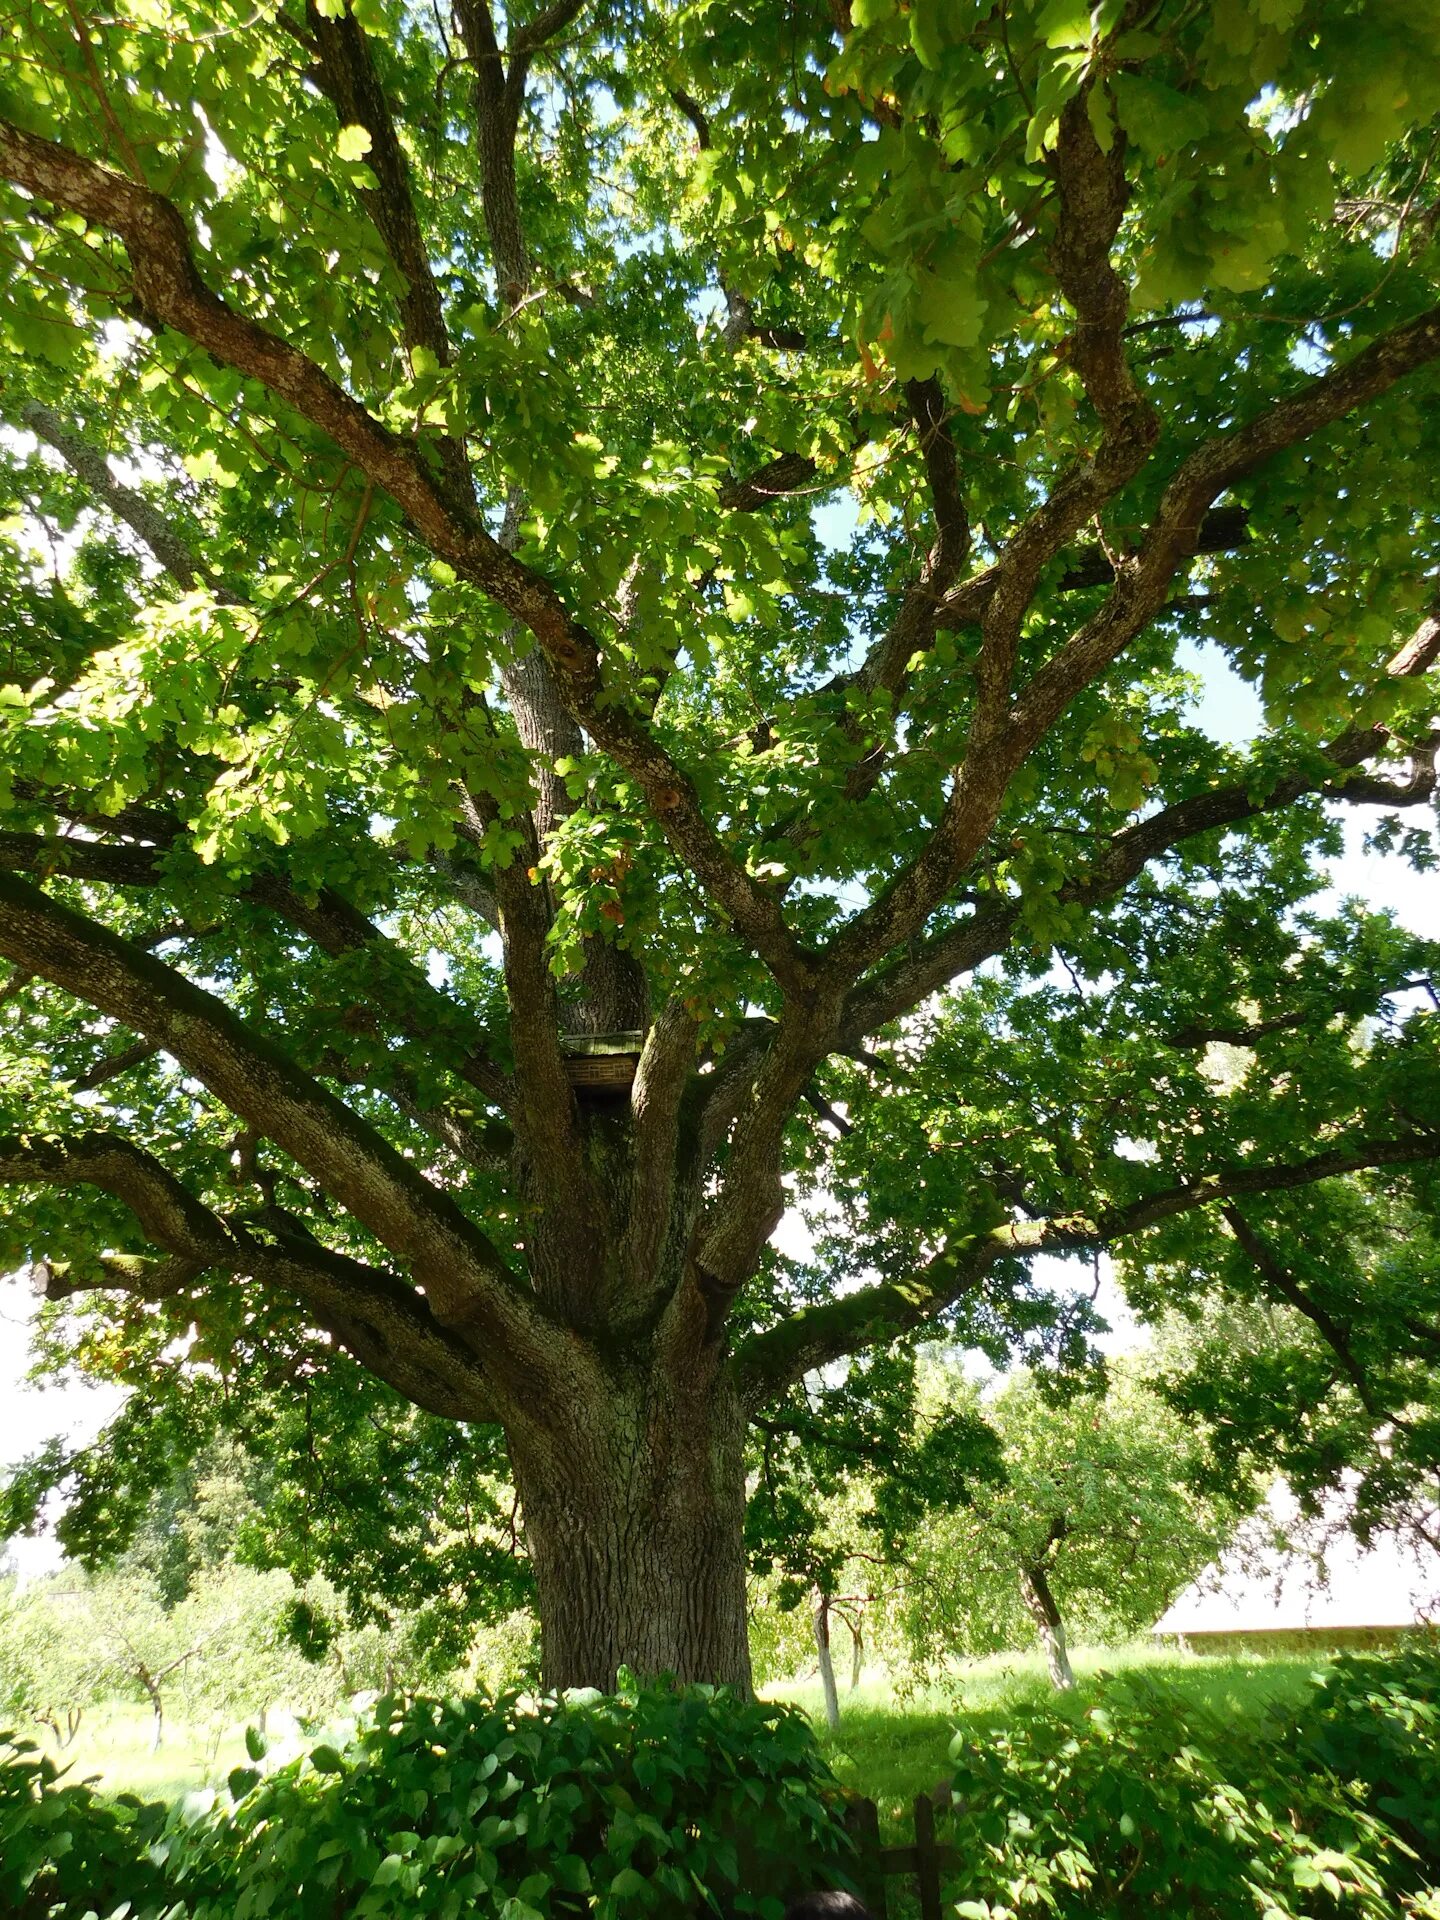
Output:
[[0, 1575, 94, 1746], [3, 0, 1440, 1687], [887, 1367, 1248, 1688]]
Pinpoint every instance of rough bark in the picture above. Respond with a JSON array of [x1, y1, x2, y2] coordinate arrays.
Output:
[[1019, 1565, 1076, 1691], [509, 1365, 752, 1693]]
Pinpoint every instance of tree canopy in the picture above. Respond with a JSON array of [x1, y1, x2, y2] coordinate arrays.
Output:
[[1, 0, 1438, 1685]]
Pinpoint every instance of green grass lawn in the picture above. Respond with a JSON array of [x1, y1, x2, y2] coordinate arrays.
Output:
[[34, 1639, 1327, 1828], [770, 1640, 1325, 1838], [25, 1702, 258, 1803]]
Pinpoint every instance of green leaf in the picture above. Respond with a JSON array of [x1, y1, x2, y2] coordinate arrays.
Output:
[[1036, 0, 1095, 49]]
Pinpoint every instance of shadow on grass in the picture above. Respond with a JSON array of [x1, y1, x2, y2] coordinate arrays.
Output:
[[768, 1638, 1328, 1916]]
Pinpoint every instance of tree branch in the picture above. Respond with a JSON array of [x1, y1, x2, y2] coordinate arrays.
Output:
[[842, 723, 1437, 1041], [454, 0, 530, 304], [0, 1131, 238, 1263], [70, 1036, 161, 1091], [817, 96, 1157, 984], [616, 994, 699, 1315], [0, 870, 550, 1380], [737, 1127, 1440, 1404], [253, 1227, 500, 1422], [3, 1135, 497, 1421], [296, 0, 472, 503], [1018, 1130, 1440, 1247], [1011, 302, 1440, 750], [0, 826, 513, 1112], [718, 450, 821, 514], [1220, 1203, 1383, 1418], [1057, 503, 1251, 591], [510, 0, 588, 60], [16, 399, 223, 595], [1388, 588, 1440, 679], [0, 119, 808, 990], [1166, 1009, 1310, 1051], [796, 378, 970, 818]]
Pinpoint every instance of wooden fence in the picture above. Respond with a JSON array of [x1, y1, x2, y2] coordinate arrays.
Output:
[[842, 1792, 962, 1920]]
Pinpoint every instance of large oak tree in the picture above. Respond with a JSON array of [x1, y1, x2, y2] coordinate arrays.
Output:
[[2, 0, 1440, 1689]]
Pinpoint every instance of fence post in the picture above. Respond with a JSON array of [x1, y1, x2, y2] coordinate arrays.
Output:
[[842, 1794, 888, 1920], [913, 1792, 942, 1920]]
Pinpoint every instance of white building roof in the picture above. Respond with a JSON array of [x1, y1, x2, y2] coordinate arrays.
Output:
[[1154, 1481, 1440, 1636]]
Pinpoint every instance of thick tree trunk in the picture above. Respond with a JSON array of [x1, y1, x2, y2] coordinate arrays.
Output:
[[510, 1367, 752, 1694], [813, 1594, 841, 1732], [1019, 1564, 1075, 1690]]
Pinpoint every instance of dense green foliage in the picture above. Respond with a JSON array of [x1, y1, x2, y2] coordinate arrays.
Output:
[[748, 1358, 1248, 1689], [1297, 1647, 1440, 1869], [2, 1684, 855, 1920], [0, 1735, 169, 1920], [944, 1647, 1440, 1920], [1, 0, 1439, 1681], [9, 1651, 1440, 1919]]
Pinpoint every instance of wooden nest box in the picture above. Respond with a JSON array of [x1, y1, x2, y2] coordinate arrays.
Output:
[[560, 1030, 644, 1095]]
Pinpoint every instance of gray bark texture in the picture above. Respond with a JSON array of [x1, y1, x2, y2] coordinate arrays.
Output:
[[511, 1371, 753, 1693]]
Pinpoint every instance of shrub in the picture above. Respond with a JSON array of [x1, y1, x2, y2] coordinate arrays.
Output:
[[0, 1731, 168, 1920], [943, 1671, 1434, 1920], [6, 1683, 855, 1919], [1289, 1643, 1440, 1875]]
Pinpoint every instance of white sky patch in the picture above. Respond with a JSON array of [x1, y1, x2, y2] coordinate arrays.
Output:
[[0, 1280, 124, 1577], [196, 105, 242, 193]]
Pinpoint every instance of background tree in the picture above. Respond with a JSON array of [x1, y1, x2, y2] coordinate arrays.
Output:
[[745, 1349, 929, 1721], [1148, 1167, 1440, 1547], [0, 1574, 96, 1747], [2, 0, 1440, 1689], [881, 1365, 1251, 1690]]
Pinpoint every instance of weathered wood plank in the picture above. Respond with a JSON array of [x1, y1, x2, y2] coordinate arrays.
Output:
[[844, 1792, 889, 1920], [914, 1792, 943, 1920]]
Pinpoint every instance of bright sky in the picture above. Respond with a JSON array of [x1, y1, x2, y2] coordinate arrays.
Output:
[[2, 641, 1436, 1563]]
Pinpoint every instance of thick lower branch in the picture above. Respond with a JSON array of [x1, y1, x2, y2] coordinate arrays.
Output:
[[0, 828, 512, 1112], [737, 1129, 1440, 1404], [3, 1133, 498, 1422], [0, 870, 536, 1357]]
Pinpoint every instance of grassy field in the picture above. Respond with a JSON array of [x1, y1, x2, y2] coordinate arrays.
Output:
[[773, 1640, 1324, 1836], [23, 1702, 282, 1803], [27, 1638, 1328, 1821]]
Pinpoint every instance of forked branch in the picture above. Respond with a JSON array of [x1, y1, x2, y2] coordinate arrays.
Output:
[[0, 869, 537, 1354]]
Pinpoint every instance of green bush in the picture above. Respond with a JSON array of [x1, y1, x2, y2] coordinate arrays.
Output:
[[0, 1731, 169, 1919], [943, 1670, 1438, 1920], [1289, 1644, 1440, 1874], [6, 1683, 854, 1919]]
